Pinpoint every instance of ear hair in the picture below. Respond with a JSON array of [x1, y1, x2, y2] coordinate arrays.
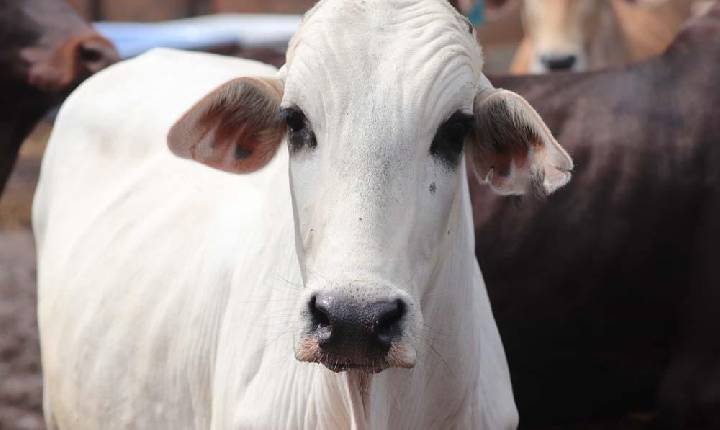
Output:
[[168, 77, 285, 174], [470, 88, 573, 196]]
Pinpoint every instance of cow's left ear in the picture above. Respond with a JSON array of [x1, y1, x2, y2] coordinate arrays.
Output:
[[168, 76, 285, 174], [468, 86, 573, 196]]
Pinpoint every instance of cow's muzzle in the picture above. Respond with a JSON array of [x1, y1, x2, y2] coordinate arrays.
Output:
[[296, 290, 415, 372]]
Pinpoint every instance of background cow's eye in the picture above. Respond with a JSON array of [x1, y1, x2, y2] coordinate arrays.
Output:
[[281, 107, 317, 152], [430, 112, 474, 167]]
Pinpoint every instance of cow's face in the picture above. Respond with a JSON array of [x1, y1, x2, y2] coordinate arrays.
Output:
[[522, 0, 608, 72], [0, 0, 119, 95], [168, 0, 572, 373]]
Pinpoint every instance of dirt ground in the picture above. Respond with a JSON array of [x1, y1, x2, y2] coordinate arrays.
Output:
[[0, 123, 48, 430]]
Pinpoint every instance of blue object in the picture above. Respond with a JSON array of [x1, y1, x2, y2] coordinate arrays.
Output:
[[467, 0, 485, 26], [94, 14, 301, 59]]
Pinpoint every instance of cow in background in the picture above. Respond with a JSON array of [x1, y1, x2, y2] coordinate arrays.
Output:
[[473, 3, 720, 428], [468, 0, 693, 73], [0, 0, 118, 196]]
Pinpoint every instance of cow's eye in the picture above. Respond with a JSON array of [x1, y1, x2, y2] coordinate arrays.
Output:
[[284, 108, 306, 132], [281, 107, 317, 152], [430, 112, 474, 167]]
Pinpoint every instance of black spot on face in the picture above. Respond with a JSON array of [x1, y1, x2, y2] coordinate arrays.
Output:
[[429, 182, 437, 194], [281, 106, 317, 153], [430, 111, 474, 168]]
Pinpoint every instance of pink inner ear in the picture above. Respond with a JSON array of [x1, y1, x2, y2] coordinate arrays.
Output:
[[215, 140, 257, 171], [235, 142, 255, 160], [168, 76, 285, 174], [492, 147, 530, 178]]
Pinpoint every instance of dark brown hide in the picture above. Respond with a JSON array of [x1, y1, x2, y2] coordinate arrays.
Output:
[[471, 4, 720, 429], [0, 0, 118, 196]]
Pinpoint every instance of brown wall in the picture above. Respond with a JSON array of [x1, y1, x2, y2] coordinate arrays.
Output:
[[68, 0, 213, 21], [67, 0, 316, 20], [66, 0, 93, 19], [62, 0, 519, 72], [213, 0, 316, 14], [105, 0, 191, 21]]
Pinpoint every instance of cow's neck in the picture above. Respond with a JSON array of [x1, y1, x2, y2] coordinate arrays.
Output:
[[0, 86, 51, 195], [667, 7, 720, 68], [0, 114, 40, 195], [589, 3, 628, 68]]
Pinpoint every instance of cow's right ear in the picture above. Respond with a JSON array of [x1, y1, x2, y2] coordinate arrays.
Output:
[[168, 77, 285, 174], [468, 84, 573, 196]]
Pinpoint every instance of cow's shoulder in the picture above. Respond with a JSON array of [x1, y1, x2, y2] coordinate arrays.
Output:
[[59, 48, 278, 137], [35, 49, 287, 244], [44, 49, 279, 174]]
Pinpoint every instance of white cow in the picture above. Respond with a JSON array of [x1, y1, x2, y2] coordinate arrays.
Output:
[[33, 1, 572, 429]]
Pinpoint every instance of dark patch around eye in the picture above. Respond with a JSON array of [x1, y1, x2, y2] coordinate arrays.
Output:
[[430, 111, 474, 168], [280, 106, 317, 153]]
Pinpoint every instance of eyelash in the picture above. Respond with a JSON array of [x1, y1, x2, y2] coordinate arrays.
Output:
[[429, 112, 474, 167], [281, 107, 317, 152]]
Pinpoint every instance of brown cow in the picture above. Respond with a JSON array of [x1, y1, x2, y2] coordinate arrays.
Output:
[[0, 0, 118, 196], [503, 0, 693, 73], [472, 3, 720, 428]]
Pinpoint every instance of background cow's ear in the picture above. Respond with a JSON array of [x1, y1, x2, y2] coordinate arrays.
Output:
[[468, 87, 573, 196], [168, 76, 285, 174], [25, 35, 119, 93]]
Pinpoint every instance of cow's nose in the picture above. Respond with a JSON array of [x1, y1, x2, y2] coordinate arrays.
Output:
[[540, 54, 577, 71], [27, 34, 119, 93], [75, 36, 120, 75], [308, 293, 406, 356]]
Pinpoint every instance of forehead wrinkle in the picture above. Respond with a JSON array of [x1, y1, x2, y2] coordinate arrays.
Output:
[[285, 0, 481, 137], [413, 54, 475, 122], [287, 0, 480, 76], [422, 66, 476, 131], [284, 27, 360, 131]]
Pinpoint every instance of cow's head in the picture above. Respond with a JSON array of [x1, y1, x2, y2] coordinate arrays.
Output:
[[0, 0, 119, 95], [168, 0, 571, 373], [521, 0, 613, 72], [0, 0, 119, 196], [517, 0, 669, 73]]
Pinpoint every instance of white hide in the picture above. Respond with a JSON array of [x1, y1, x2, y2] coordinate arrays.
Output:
[[34, 1, 529, 429]]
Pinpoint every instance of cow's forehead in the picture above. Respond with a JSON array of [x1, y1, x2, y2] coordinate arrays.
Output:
[[283, 0, 483, 127]]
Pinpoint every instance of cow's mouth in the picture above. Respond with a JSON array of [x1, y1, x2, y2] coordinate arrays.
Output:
[[317, 355, 389, 374], [296, 336, 416, 372]]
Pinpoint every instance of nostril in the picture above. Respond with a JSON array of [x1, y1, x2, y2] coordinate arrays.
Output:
[[540, 54, 577, 71], [76, 39, 119, 73], [375, 299, 406, 346], [308, 294, 331, 329], [378, 299, 405, 331], [79, 44, 103, 64]]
